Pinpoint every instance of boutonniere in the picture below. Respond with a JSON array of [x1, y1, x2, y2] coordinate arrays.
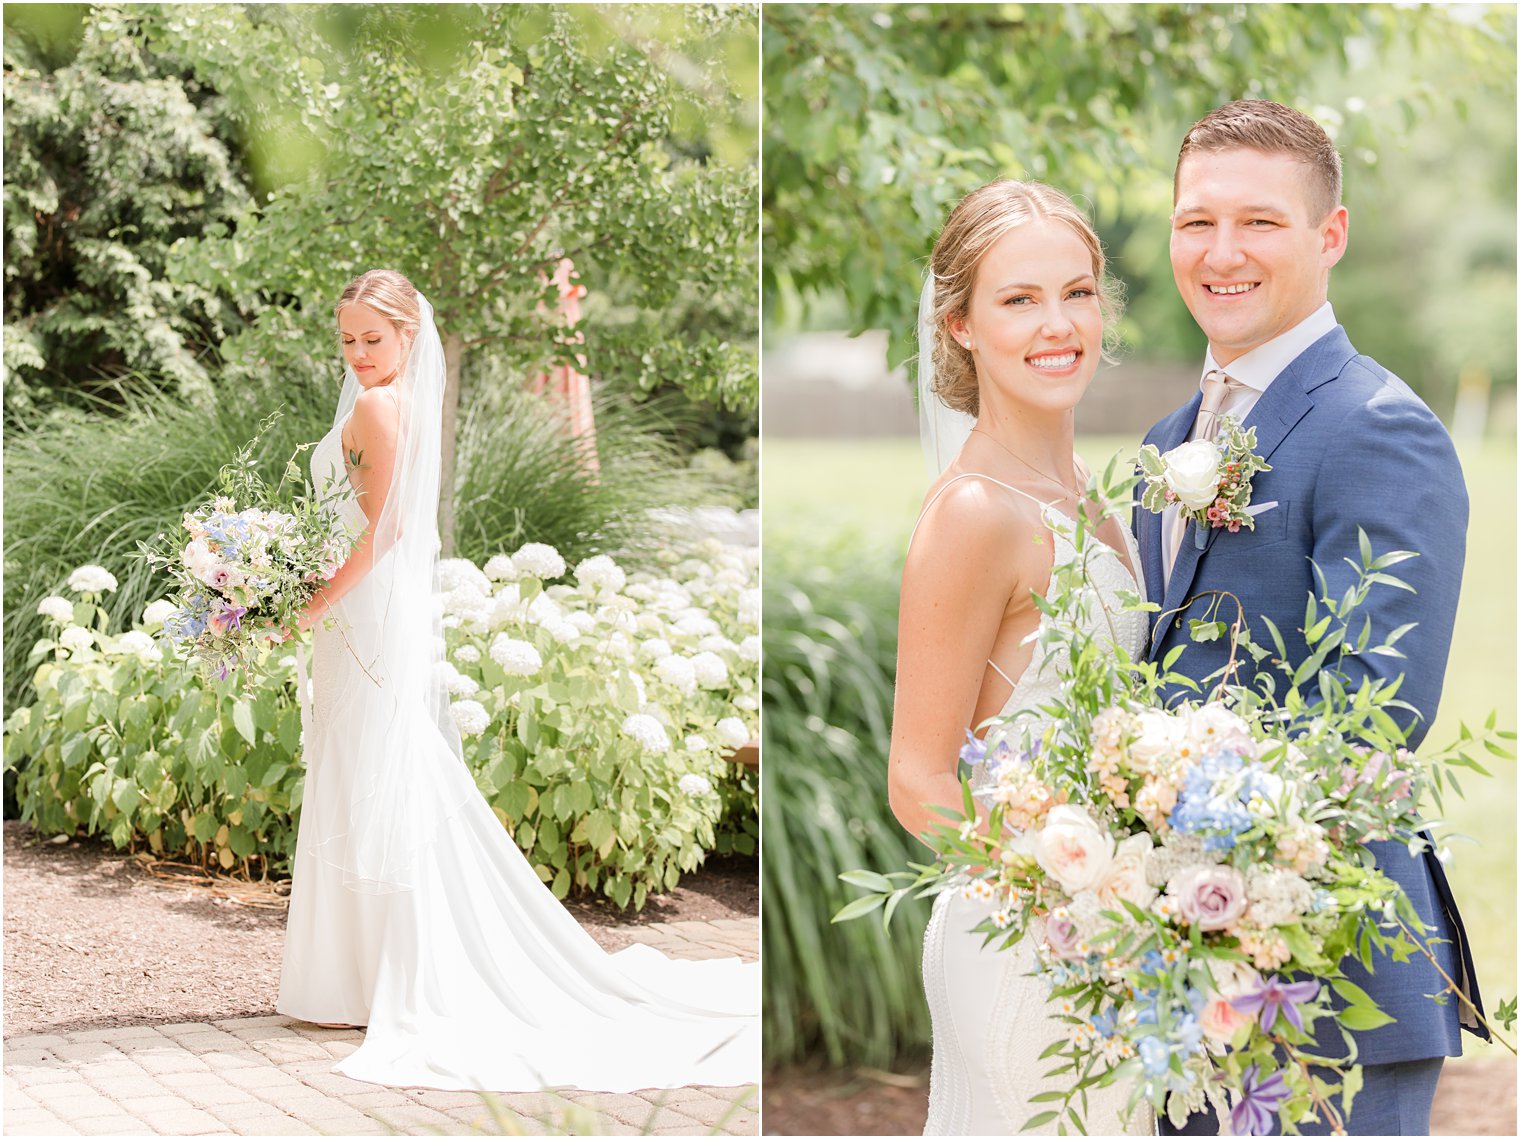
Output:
[[1137, 417, 1271, 548]]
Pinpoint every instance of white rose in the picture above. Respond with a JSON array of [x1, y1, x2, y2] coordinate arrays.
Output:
[[1161, 439, 1223, 511], [182, 539, 217, 579], [1034, 804, 1115, 894], [36, 596, 75, 624], [1095, 833, 1157, 911], [1128, 710, 1186, 774]]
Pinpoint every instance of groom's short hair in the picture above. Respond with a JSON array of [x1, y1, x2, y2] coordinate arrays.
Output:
[[1175, 99, 1343, 222]]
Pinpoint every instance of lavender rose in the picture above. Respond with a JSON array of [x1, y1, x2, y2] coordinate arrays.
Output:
[[1043, 914, 1084, 961], [1170, 864, 1248, 931]]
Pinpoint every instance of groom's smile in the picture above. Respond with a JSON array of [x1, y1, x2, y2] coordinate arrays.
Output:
[[1170, 147, 1348, 366]]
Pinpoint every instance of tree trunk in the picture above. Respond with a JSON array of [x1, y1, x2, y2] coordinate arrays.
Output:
[[439, 330, 462, 556]]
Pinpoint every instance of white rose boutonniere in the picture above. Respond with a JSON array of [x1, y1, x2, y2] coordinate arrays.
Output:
[[1136, 417, 1271, 547], [1161, 440, 1222, 510]]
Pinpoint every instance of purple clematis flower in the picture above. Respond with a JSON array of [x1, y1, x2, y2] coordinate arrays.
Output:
[[1231, 1065, 1290, 1136], [1231, 975, 1321, 1034], [959, 730, 986, 766], [210, 603, 248, 635]]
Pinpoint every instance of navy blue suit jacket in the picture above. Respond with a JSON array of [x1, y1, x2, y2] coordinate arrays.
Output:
[[1134, 326, 1486, 1064]]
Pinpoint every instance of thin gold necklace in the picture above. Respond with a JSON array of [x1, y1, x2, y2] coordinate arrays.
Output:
[[970, 428, 1082, 501]]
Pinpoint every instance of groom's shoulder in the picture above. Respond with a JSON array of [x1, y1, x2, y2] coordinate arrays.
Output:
[[1317, 344, 1446, 433]]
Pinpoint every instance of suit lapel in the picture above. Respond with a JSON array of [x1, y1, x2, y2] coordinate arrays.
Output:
[[1149, 327, 1356, 659], [1140, 393, 1202, 629]]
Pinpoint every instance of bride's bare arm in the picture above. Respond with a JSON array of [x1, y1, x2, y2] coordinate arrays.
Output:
[[298, 388, 401, 631], [887, 480, 1041, 842]]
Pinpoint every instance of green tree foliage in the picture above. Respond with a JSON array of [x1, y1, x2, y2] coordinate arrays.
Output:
[[155, 3, 756, 548], [3, 5, 253, 418], [763, 3, 1516, 382]]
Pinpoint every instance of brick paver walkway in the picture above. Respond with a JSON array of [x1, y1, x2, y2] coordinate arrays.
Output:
[[4, 918, 758, 1136]]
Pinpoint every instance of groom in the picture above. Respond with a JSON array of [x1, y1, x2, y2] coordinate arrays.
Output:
[[1135, 100, 1488, 1135]]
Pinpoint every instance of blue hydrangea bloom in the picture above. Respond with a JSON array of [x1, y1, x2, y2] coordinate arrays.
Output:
[[1168, 751, 1257, 851]]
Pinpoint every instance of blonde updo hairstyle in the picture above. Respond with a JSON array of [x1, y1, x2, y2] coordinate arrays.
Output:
[[335, 269, 422, 359], [926, 180, 1122, 418]]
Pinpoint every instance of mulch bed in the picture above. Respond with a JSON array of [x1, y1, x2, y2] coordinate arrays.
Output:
[[761, 1059, 1517, 1136], [3, 820, 755, 1038]]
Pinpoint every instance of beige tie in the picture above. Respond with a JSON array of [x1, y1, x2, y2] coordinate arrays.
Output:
[[1166, 370, 1243, 575]]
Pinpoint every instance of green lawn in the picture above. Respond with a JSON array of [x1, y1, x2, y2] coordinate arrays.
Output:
[[764, 434, 1517, 1049]]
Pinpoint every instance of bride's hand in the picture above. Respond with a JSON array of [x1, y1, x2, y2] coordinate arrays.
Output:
[[260, 615, 293, 644], [297, 601, 326, 634]]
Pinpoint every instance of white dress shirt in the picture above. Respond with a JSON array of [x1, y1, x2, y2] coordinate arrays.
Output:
[[1162, 302, 1338, 581]]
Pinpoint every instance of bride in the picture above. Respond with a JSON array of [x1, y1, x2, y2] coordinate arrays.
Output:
[[887, 183, 1153, 1136], [274, 269, 757, 1093]]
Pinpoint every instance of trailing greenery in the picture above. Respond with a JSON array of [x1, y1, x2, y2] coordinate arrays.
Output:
[[762, 541, 932, 1068], [5, 539, 759, 907]]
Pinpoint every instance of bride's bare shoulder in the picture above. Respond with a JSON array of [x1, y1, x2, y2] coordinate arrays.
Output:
[[907, 469, 1050, 579]]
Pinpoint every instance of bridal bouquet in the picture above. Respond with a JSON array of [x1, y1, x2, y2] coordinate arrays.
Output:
[[839, 470, 1510, 1135], [140, 415, 359, 680]]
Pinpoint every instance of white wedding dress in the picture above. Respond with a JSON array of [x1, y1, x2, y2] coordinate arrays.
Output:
[[275, 416, 758, 1093], [912, 473, 1154, 1136]]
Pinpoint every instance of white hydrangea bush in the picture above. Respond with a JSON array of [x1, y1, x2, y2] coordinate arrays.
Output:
[[442, 537, 759, 909]]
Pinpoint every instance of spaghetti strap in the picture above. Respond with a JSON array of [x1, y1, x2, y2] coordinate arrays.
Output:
[[986, 657, 1018, 688], [905, 472, 1053, 553], [907, 473, 1059, 700]]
